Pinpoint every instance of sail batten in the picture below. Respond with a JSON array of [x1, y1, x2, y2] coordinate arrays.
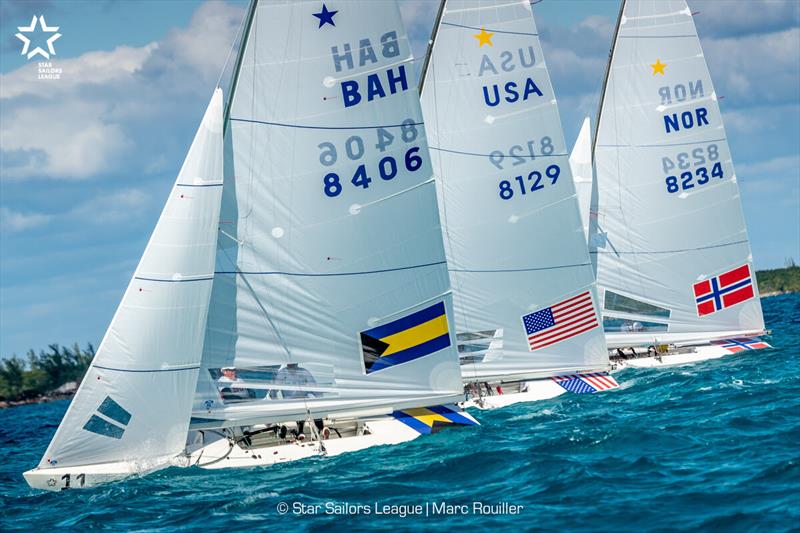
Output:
[[590, 0, 764, 346]]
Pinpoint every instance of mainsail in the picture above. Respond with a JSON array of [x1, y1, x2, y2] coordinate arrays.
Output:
[[193, 0, 464, 427], [35, 89, 224, 470], [419, 0, 608, 383], [590, 0, 765, 348], [570, 117, 593, 241]]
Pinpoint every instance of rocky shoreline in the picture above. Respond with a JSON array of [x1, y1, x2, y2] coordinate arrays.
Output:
[[0, 382, 77, 409]]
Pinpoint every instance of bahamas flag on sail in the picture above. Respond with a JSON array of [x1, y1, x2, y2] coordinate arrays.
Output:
[[361, 302, 451, 374]]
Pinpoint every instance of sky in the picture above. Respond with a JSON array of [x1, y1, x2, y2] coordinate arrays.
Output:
[[1, 0, 798, 358]]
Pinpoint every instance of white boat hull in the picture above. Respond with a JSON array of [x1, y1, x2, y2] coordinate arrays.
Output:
[[23, 457, 175, 492], [610, 337, 771, 370], [461, 379, 567, 410], [190, 418, 426, 470]]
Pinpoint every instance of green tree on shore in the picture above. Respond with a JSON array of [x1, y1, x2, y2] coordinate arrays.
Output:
[[0, 343, 95, 401]]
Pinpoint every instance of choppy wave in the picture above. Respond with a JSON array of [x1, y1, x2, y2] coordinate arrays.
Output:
[[1, 293, 798, 531]]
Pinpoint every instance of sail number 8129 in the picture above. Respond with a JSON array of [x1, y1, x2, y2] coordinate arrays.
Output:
[[499, 164, 560, 200]]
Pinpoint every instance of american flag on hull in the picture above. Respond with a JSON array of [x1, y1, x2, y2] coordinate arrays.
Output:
[[553, 372, 620, 394], [522, 291, 599, 351]]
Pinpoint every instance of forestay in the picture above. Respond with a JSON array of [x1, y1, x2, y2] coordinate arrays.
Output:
[[591, 0, 765, 348], [419, 0, 607, 383], [37, 90, 224, 470], [194, 0, 463, 426]]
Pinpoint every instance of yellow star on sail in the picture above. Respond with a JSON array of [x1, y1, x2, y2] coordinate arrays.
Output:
[[651, 59, 667, 75], [474, 28, 494, 47]]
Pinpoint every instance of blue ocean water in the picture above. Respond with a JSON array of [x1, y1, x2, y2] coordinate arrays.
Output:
[[1, 294, 798, 531]]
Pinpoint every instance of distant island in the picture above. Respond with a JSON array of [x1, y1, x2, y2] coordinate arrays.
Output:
[[0, 344, 94, 408], [756, 265, 800, 297], [2, 265, 798, 407]]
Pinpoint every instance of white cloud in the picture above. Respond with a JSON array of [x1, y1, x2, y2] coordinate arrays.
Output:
[[0, 0, 244, 181], [1, 100, 133, 179], [702, 28, 800, 107], [0, 43, 157, 100], [737, 155, 800, 177], [691, 0, 800, 38], [69, 188, 151, 223], [0, 206, 52, 232]]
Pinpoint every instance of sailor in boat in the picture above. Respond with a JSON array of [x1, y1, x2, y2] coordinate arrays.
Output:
[[270, 363, 328, 441], [217, 367, 255, 403]]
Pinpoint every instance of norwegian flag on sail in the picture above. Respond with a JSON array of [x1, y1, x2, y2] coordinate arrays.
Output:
[[553, 372, 620, 394], [522, 291, 599, 351], [693, 264, 755, 317]]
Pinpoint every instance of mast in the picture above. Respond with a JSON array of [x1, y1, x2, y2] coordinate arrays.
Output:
[[418, 0, 446, 93], [591, 0, 626, 160], [224, 0, 258, 129]]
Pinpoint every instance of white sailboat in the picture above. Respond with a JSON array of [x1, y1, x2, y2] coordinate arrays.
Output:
[[586, 0, 770, 368], [25, 0, 477, 491], [419, 0, 619, 409]]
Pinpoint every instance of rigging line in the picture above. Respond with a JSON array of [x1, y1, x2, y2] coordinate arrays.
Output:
[[423, 2, 474, 377], [229, 117, 424, 130], [219, 245, 293, 364], [215, 0, 250, 90], [223, 0, 258, 127], [418, 0, 445, 94], [214, 260, 447, 277], [422, 1, 479, 391]]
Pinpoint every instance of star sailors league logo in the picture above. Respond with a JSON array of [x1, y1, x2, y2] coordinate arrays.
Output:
[[15, 15, 61, 60]]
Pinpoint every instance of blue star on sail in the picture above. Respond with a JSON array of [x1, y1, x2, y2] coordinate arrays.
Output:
[[313, 4, 338, 28]]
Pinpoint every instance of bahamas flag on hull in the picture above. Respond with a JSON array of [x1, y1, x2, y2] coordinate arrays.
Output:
[[361, 302, 451, 374]]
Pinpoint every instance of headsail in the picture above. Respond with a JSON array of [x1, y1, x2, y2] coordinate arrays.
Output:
[[570, 117, 593, 241], [35, 89, 224, 471], [194, 0, 463, 426], [419, 0, 608, 383], [591, 0, 765, 348]]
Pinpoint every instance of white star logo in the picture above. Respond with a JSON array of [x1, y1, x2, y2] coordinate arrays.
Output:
[[16, 15, 61, 60]]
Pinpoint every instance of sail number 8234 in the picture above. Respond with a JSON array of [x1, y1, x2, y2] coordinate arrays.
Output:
[[499, 164, 560, 200]]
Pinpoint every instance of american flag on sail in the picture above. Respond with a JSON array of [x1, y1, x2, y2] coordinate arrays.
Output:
[[711, 337, 771, 354], [553, 372, 620, 394], [522, 291, 599, 351], [693, 264, 755, 317]]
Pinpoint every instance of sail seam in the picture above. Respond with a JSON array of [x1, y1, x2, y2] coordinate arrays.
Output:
[[618, 35, 695, 39], [439, 22, 537, 36], [229, 117, 424, 130], [134, 276, 214, 283], [598, 137, 726, 148], [448, 263, 591, 273], [430, 146, 568, 158], [214, 261, 446, 277], [591, 240, 748, 255], [93, 365, 201, 373]]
